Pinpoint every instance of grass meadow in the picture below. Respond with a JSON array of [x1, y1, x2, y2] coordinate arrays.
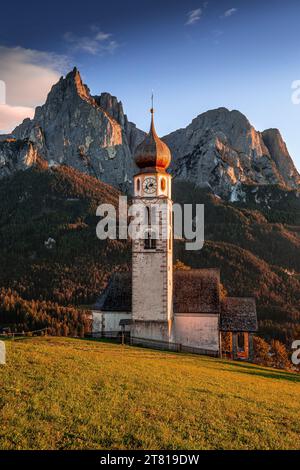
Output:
[[0, 337, 299, 450]]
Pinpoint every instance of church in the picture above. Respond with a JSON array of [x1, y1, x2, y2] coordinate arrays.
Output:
[[92, 108, 258, 361]]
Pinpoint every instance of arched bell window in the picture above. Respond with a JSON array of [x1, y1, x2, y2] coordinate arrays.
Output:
[[136, 178, 141, 192], [161, 178, 166, 191], [144, 229, 157, 250]]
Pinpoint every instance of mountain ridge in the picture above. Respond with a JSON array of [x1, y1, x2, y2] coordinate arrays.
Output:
[[164, 107, 299, 198], [0, 68, 298, 199]]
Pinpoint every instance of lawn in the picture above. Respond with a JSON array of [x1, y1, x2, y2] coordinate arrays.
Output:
[[0, 337, 299, 450]]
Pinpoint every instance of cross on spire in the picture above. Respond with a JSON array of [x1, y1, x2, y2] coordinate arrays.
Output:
[[151, 91, 154, 114]]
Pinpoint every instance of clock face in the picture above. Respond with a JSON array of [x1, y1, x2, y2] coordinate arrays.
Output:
[[143, 177, 157, 194]]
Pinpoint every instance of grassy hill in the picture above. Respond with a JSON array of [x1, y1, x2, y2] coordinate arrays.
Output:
[[0, 337, 299, 450]]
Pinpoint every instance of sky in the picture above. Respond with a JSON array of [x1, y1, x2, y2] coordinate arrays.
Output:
[[0, 0, 300, 170]]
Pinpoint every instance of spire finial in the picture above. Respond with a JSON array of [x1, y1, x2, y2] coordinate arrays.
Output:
[[134, 94, 171, 171], [150, 90, 154, 114]]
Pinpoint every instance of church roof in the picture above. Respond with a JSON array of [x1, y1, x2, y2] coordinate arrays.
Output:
[[173, 269, 220, 313], [94, 272, 132, 312], [94, 269, 220, 314], [134, 109, 171, 172], [94, 272, 257, 332], [220, 297, 258, 332]]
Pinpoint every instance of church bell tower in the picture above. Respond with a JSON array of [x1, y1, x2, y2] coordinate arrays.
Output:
[[131, 106, 173, 342]]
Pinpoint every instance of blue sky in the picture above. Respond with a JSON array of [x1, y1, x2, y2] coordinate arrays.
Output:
[[0, 0, 300, 170]]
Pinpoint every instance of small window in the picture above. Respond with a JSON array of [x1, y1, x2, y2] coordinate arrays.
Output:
[[145, 206, 150, 224], [136, 178, 141, 192], [161, 178, 166, 191], [144, 229, 157, 250], [237, 332, 245, 352]]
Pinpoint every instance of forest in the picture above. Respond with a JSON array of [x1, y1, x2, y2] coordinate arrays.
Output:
[[0, 165, 299, 365]]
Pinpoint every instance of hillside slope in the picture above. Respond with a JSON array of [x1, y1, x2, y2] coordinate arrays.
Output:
[[0, 337, 299, 450], [0, 167, 299, 343], [174, 182, 300, 343], [0, 164, 130, 307]]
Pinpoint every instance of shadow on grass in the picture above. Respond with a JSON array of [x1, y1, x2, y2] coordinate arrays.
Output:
[[219, 360, 300, 383]]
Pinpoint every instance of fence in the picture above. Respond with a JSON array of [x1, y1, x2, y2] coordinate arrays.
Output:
[[91, 331, 219, 357], [0, 327, 219, 357], [131, 336, 219, 357], [0, 328, 48, 340]]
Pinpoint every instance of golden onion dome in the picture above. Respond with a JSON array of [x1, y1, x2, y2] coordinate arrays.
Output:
[[134, 108, 171, 172]]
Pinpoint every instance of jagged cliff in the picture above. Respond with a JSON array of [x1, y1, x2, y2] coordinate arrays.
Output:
[[261, 128, 300, 189], [0, 68, 299, 198], [11, 68, 145, 190], [0, 139, 41, 177], [163, 108, 300, 199]]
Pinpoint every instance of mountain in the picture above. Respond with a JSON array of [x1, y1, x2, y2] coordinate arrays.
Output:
[[163, 108, 300, 199], [11, 68, 145, 190], [0, 68, 298, 199], [261, 128, 299, 188], [0, 164, 299, 344], [0, 139, 41, 176]]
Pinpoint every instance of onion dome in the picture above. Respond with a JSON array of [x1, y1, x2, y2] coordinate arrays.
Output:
[[134, 108, 171, 172]]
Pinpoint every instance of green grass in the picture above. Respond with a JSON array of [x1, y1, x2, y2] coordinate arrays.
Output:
[[0, 337, 300, 450]]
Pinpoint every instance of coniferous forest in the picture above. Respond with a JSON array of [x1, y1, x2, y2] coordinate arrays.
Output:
[[0, 165, 299, 354]]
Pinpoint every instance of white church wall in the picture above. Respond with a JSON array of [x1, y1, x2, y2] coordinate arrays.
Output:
[[132, 251, 168, 322], [92, 311, 132, 333], [132, 320, 170, 342], [174, 314, 219, 352]]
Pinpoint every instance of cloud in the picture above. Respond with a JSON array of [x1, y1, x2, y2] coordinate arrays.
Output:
[[0, 104, 34, 133], [63, 27, 119, 55], [222, 8, 237, 18], [186, 8, 202, 25], [0, 45, 68, 133]]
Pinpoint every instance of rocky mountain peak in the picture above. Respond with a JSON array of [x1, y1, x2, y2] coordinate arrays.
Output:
[[163, 107, 299, 198], [0, 69, 298, 199], [60, 67, 91, 100], [10, 69, 146, 190], [94, 92, 126, 127], [262, 128, 300, 188]]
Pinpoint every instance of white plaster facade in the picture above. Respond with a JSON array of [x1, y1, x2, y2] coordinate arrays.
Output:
[[174, 314, 220, 351], [93, 311, 132, 334]]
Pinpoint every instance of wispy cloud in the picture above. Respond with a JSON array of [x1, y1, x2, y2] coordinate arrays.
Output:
[[0, 104, 34, 133], [63, 27, 119, 55], [222, 8, 238, 18], [0, 45, 68, 132], [185, 8, 202, 25]]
